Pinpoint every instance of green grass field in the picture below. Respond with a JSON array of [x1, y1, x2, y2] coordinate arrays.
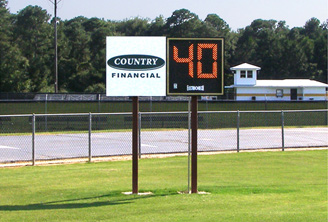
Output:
[[0, 150, 327, 221]]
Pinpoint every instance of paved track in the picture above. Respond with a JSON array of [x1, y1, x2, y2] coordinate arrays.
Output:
[[0, 127, 327, 162]]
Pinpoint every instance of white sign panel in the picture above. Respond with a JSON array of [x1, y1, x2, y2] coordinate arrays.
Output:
[[106, 36, 166, 96]]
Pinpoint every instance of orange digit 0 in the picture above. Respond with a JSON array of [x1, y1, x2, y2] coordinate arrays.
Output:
[[197, 43, 217, 79]]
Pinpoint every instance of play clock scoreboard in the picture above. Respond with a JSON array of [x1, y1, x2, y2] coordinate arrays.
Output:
[[106, 37, 224, 97], [167, 38, 224, 96]]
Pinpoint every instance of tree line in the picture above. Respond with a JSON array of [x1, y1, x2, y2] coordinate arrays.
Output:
[[0, 0, 327, 93]]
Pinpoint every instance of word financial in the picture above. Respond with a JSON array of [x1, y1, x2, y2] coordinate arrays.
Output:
[[111, 73, 161, 78]]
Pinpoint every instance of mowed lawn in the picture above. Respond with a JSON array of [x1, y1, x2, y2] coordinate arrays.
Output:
[[0, 150, 327, 222]]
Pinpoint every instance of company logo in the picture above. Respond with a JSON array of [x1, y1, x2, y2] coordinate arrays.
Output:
[[107, 54, 165, 71]]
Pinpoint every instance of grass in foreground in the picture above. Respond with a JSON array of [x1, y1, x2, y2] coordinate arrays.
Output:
[[0, 150, 327, 222]]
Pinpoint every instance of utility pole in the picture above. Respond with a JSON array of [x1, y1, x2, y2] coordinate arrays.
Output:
[[49, 0, 61, 93], [54, 0, 58, 93]]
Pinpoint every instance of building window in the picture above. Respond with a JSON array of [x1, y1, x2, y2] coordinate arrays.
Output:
[[247, 71, 253, 78], [240, 71, 246, 78], [276, 89, 283, 97]]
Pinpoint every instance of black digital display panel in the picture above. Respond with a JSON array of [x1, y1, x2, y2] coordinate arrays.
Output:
[[167, 38, 224, 96]]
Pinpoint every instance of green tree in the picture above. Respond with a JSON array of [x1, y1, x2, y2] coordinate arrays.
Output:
[[234, 19, 292, 79], [301, 18, 327, 82], [313, 31, 327, 82], [13, 5, 53, 92], [233, 26, 258, 65], [87, 19, 116, 92], [278, 28, 308, 79], [0, 0, 29, 92], [116, 17, 150, 36], [147, 15, 166, 36], [164, 9, 204, 37], [61, 17, 91, 92], [204, 14, 230, 36], [302, 18, 321, 39]]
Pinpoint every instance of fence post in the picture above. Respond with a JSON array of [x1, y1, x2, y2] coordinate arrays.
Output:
[[237, 110, 240, 152], [88, 112, 92, 162], [206, 100, 209, 128], [281, 110, 285, 151], [45, 94, 48, 131], [32, 114, 36, 166], [98, 94, 101, 113]]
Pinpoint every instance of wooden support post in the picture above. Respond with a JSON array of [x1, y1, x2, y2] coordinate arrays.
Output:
[[191, 96, 198, 193], [132, 97, 139, 194]]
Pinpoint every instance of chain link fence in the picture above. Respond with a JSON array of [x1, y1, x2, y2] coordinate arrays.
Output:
[[0, 109, 327, 164]]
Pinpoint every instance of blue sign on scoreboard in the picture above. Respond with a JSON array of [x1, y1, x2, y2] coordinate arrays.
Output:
[[167, 38, 224, 96]]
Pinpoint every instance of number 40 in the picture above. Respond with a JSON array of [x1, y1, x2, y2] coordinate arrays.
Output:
[[173, 43, 218, 79]]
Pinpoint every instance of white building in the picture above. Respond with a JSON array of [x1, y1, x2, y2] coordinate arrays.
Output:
[[226, 63, 328, 101]]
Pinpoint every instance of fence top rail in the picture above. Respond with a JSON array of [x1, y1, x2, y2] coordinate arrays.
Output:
[[198, 111, 238, 114], [92, 112, 132, 116], [140, 111, 189, 115], [0, 112, 133, 118], [0, 114, 32, 118], [0, 109, 326, 118], [33, 112, 133, 117], [201, 109, 327, 114], [282, 109, 328, 113]]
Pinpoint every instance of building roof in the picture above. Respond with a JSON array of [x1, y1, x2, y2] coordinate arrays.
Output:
[[230, 63, 261, 70], [228, 79, 328, 88]]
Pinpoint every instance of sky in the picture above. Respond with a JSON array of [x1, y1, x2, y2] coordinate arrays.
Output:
[[7, 0, 328, 30]]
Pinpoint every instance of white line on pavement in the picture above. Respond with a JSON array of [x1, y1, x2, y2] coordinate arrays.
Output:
[[0, 145, 20, 150]]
